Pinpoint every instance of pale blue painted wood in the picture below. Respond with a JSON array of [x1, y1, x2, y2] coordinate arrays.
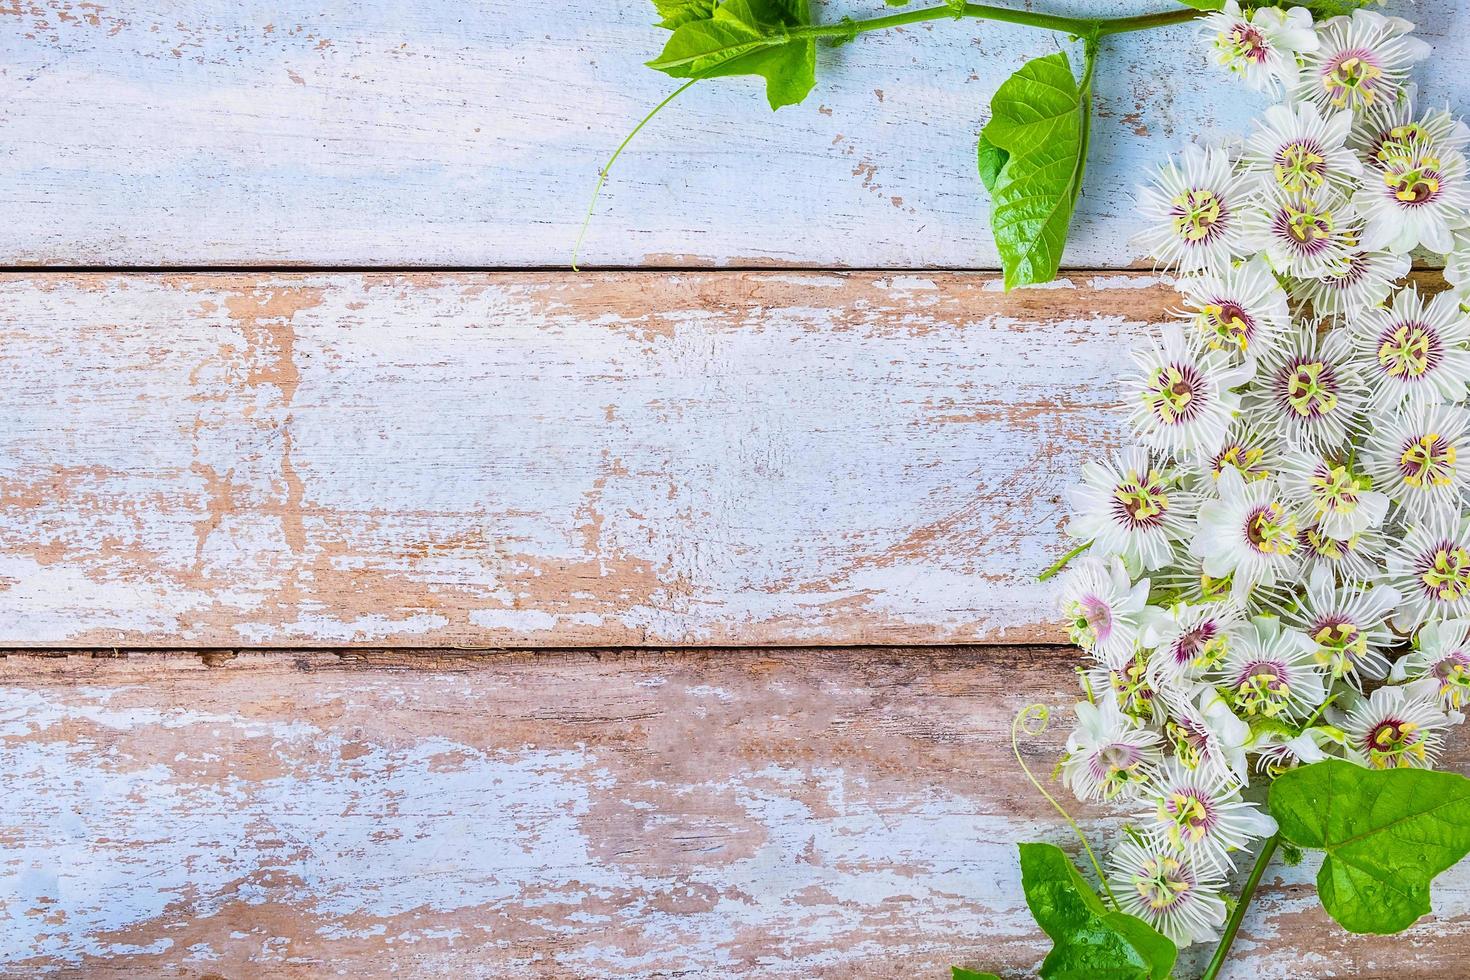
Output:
[[0, 0, 1465, 266]]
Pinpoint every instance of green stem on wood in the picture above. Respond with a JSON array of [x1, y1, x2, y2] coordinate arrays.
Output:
[[1201, 834, 1281, 980], [1038, 539, 1091, 582], [784, 3, 1204, 44]]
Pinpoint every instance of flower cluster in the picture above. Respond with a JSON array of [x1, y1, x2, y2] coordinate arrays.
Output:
[[1055, 7, 1470, 948]]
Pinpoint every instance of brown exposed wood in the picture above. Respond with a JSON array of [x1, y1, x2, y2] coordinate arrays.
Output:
[[0, 646, 1466, 978]]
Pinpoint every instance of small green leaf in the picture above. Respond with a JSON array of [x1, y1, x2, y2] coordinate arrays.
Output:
[[884, 0, 910, 6], [647, 0, 816, 110], [979, 50, 1091, 290], [651, 0, 716, 30], [1172, 0, 1224, 10], [943, 0, 967, 16], [951, 969, 1000, 980], [1020, 842, 1177, 980], [1269, 759, 1470, 934]]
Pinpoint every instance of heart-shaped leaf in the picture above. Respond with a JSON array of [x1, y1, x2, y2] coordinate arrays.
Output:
[[647, 0, 816, 109], [1020, 842, 1177, 980], [1269, 759, 1470, 933], [978, 51, 1092, 290]]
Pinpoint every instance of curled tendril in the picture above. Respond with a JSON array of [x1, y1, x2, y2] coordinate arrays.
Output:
[[1011, 702, 1119, 908]]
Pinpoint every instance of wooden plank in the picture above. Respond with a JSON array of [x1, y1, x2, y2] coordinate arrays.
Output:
[[0, 646, 1465, 977], [0, 269, 1188, 648], [2, 0, 1463, 267]]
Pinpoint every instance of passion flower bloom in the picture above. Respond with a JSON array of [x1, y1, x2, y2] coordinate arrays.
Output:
[[1365, 402, 1470, 520], [1108, 837, 1228, 947], [1191, 468, 1303, 603], [1295, 519, 1387, 586], [1145, 602, 1241, 690], [1212, 617, 1326, 722], [1137, 760, 1277, 870], [1242, 187, 1362, 278], [1248, 327, 1364, 451], [1061, 697, 1163, 803], [1289, 246, 1410, 319], [1386, 516, 1470, 629], [1176, 255, 1291, 364], [1242, 102, 1362, 196], [1297, 10, 1430, 114], [1355, 137, 1470, 254], [1202, 0, 1318, 93], [1134, 146, 1253, 274], [1277, 450, 1387, 540], [1122, 325, 1249, 456], [1392, 619, 1470, 714], [1065, 449, 1191, 573], [1348, 284, 1470, 411], [1160, 690, 1251, 784], [1058, 556, 1151, 668], [1286, 567, 1400, 686], [1340, 684, 1450, 770]]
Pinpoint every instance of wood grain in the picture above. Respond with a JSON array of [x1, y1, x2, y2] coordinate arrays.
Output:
[[0, 646, 1464, 978], [0, 269, 1201, 648], [2, 0, 1465, 267]]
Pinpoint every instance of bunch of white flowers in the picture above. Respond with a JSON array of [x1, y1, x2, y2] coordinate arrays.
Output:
[[1053, 6, 1470, 948]]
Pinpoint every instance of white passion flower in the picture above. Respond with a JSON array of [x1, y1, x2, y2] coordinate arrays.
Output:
[[1203, 1, 1317, 93], [1249, 327, 1364, 451], [1287, 566, 1400, 686], [1088, 650, 1164, 727], [1243, 186, 1362, 278], [1296, 519, 1388, 586], [1146, 602, 1241, 690], [1277, 450, 1387, 540], [1353, 97, 1470, 170], [1191, 468, 1302, 603], [1134, 146, 1252, 273], [1162, 690, 1251, 784], [1138, 760, 1277, 870], [1197, 420, 1283, 489], [1356, 138, 1470, 254], [1176, 255, 1291, 364], [1365, 402, 1470, 520], [1058, 556, 1150, 667], [1297, 10, 1430, 114], [1108, 837, 1228, 948], [1386, 514, 1470, 629], [1289, 247, 1410, 319], [1340, 684, 1450, 770], [1391, 619, 1470, 714], [1213, 616, 1325, 721], [1349, 285, 1470, 408], [1066, 449, 1191, 573], [1123, 325, 1248, 456], [1061, 696, 1163, 803], [1242, 102, 1362, 197]]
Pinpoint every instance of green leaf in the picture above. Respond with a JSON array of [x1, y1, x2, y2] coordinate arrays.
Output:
[[1172, 0, 1224, 9], [652, 0, 716, 30], [1020, 842, 1177, 980], [646, 0, 816, 110], [979, 50, 1092, 290], [1269, 759, 1470, 934], [951, 970, 1000, 980]]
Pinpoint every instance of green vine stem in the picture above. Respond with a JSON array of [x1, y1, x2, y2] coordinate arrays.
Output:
[[579, 3, 1206, 266], [1012, 704, 1120, 908], [1037, 539, 1091, 581], [1201, 834, 1282, 980]]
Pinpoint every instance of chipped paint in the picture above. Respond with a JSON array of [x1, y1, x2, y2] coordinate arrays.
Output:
[[0, 270, 1223, 647]]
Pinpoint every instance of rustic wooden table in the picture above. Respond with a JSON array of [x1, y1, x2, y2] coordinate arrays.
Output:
[[1, 0, 1466, 976]]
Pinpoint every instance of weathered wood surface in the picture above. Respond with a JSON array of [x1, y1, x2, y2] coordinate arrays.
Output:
[[0, 269, 1202, 648], [0, 647, 1464, 978], [2, 0, 1464, 268]]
